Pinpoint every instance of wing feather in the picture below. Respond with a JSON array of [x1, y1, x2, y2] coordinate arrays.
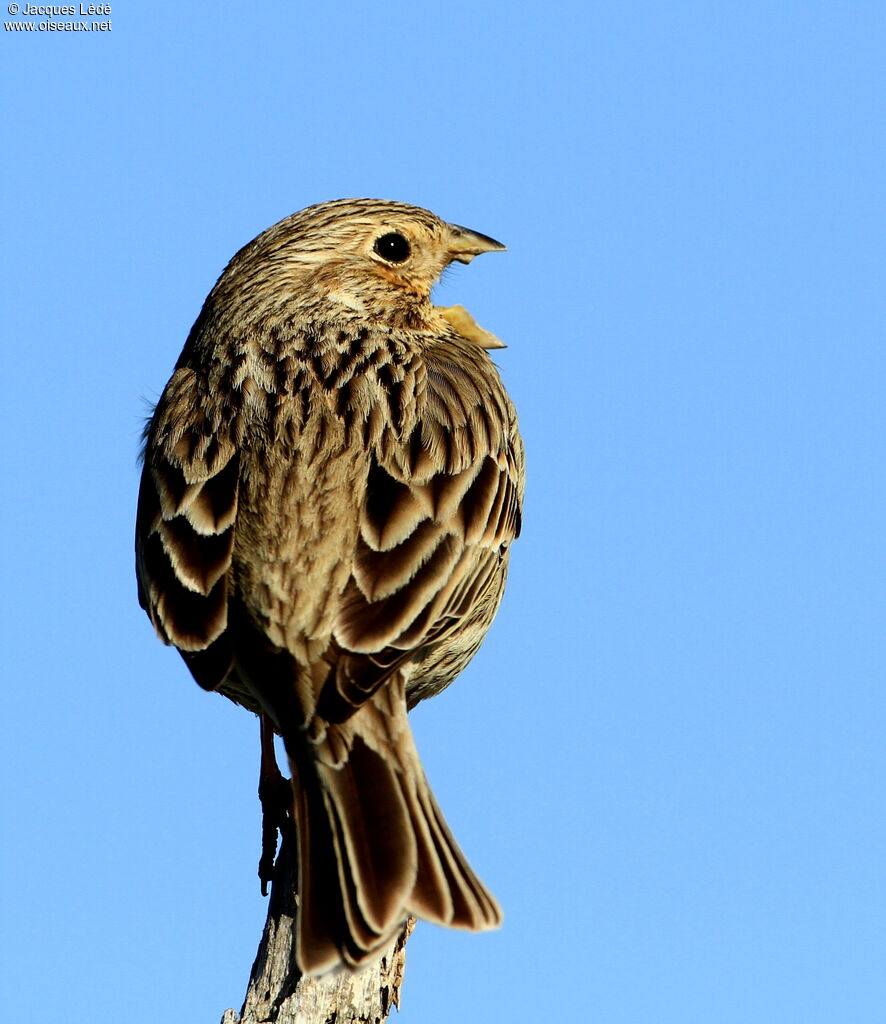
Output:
[[135, 368, 238, 672], [328, 341, 524, 709]]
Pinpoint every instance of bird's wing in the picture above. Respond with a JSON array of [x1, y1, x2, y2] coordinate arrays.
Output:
[[327, 339, 524, 712], [292, 340, 521, 963], [135, 366, 239, 690]]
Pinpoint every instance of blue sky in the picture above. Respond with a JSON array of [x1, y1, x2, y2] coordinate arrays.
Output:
[[2, 3, 884, 1021]]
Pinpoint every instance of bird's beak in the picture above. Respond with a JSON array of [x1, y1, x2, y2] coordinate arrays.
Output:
[[447, 224, 507, 264]]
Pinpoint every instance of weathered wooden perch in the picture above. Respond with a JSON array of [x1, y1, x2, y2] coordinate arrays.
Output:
[[219, 819, 415, 1024]]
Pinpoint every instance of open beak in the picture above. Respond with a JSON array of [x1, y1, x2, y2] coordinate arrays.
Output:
[[447, 223, 507, 264]]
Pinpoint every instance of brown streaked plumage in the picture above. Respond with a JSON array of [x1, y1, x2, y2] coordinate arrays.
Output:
[[135, 198, 524, 974]]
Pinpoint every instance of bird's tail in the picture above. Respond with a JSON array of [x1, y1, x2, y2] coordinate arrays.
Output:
[[285, 691, 502, 975]]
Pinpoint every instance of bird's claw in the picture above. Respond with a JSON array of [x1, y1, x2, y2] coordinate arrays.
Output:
[[258, 715, 292, 895]]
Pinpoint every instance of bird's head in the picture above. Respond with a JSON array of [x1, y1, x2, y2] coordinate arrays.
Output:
[[210, 199, 506, 341]]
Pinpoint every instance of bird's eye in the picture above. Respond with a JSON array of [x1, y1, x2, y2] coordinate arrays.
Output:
[[373, 232, 411, 263]]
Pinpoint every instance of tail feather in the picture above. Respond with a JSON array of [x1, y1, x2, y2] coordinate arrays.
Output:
[[293, 783, 344, 974], [322, 737, 415, 948], [287, 699, 501, 975], [408, 780, 503, 930]]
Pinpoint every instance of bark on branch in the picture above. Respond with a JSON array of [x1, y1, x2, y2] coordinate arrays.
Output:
[[219, 819, 414, 1024]]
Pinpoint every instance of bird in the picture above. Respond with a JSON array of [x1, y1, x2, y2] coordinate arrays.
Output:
[[135, 198, 524, 974]]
